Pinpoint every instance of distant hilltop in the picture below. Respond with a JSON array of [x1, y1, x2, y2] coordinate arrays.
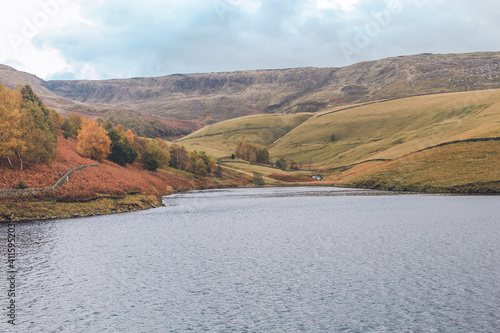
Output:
[[2, 51, 500, 132]]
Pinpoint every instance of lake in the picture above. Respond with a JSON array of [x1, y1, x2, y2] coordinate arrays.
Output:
[[1, 187, 499, 332]]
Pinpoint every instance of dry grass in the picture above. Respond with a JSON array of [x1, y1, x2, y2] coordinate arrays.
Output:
[[337, 141, 500, 193], [268, 174, 318, 183], [270, 89, 500, 168], [0, 194, 162, 222], [0, 137, 96, 189], [179, 113, 312, 155]]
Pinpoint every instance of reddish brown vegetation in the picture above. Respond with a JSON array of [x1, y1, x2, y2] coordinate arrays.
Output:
[[268, 174, 317, 183], [0, 136, 95, 189], [51, 161, 193, 201], [1, 134, 242, 202]]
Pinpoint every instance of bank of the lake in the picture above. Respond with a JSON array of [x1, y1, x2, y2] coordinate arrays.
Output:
[[0, 167, 250, 222], [3, 180, 500, 222], [0, 180, 246, 222]]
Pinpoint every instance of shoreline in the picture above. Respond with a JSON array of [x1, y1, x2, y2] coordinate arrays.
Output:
[[3, 182, 499, 223]]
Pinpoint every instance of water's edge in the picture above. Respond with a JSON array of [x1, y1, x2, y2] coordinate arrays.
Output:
[[2, 183, 498, 223]]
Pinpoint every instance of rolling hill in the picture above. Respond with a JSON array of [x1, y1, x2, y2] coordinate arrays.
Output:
[[2, 52, 500, 192], [180, 89, 500, 167], [3, 52, 500, 132], [0, 64, 128, 117], [179, 113, 312, 158], [269, 89, 500, 168], [178, 88, 500, 192], [335, 140, 500, 193]]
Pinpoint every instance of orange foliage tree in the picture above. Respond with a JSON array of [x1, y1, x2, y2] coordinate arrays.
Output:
[[0, 84, 23, 168], [77, 119, 111, 162], [235, 142, 270, 164]]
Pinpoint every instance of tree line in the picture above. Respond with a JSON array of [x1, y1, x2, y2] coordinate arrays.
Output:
[[0, 84, 217, 176], [234, 142, 269, 164], [234, 141, 302, 171]]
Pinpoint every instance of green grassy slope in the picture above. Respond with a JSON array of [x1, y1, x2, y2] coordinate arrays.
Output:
[[270, 89, 500, 168], [178, 113, 312, 157]]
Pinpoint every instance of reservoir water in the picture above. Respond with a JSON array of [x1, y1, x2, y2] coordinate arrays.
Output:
[[1, 187, 499, 332]]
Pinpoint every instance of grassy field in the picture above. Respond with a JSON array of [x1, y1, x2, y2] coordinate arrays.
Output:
[[178, 113, 312, 156], [270, 89, 500, 168], [178, 89, 500, 170], [336, 141, 500, 193]]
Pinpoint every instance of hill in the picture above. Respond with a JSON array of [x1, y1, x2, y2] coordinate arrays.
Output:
[[177, 88, 500, 192], [179, 113, 312, 157], [0, 64, 128, 117], [0, 132, 250, 222], [3, 52, 500, 133], [335, 140, 500, 193], [178, 89, 500, 167], [43, 52, 500, 125], [0, 65, 195, 138], [270, 89, 500, 168]]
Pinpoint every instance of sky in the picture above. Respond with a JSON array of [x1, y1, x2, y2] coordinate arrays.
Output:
[[1, 0, 499, 80]]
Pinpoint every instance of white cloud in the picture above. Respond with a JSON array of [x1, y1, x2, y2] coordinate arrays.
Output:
[[316, 0, 360, 11], [0, 0, 81, 79], [3, 44, 68, 79], [1, 0, 499, 80]]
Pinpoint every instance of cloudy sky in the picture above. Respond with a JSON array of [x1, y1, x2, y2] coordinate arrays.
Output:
[[1, 0, 499, 80]]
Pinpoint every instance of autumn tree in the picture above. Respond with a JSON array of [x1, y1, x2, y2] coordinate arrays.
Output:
[[198, 151, 217, 175], [77, 118, 111, 161], [61, 118, 73, 138], [68, 112, 83, 137], [139, 138, 170, 171], [169, 144, 189, 170], [107, 127, 138, 166], [140, 151, 159, 171], [186, 151, 203, 175], [0, 85, 23, 168], [235, 142, 270, 164], [275, 157, 288, 171], [185, 151, 217, 177], [48, 108, 63, 132], [126, 129, 142, 155], [15, 85, 58, 168], [256, 148, 270, 164]]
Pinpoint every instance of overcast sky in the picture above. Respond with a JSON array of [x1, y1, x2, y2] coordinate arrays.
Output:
[[1, 0, 499, 80]]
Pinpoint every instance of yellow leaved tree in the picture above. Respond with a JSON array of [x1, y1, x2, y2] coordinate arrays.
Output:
[[0, 84, 24, 168], [77, 118, 111, 162]]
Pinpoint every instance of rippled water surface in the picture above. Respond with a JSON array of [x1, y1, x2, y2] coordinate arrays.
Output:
[[1, 187, 499, 332]]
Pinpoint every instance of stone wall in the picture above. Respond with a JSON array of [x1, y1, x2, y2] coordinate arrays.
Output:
[[0, 164, 99, 198]]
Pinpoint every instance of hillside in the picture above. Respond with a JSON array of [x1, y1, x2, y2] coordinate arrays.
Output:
[[43, 52, 500, 126], [0, 132, 251, 222], [176, 88, 500, 192], [335, 140, 500, 193], [270, 89, 500, 168], [0, 64, 128, 117], [179, 113, 312, 157], [177, 89, 500, 167], [3, 52, 500, 133]]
